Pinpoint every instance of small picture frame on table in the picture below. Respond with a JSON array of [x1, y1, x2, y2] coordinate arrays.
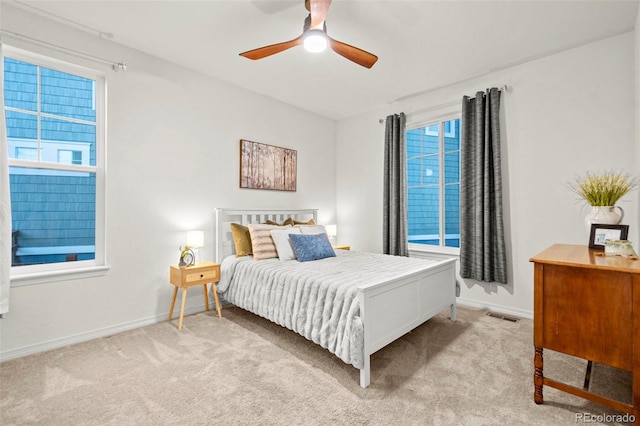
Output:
[[588, 224, 629, 250]]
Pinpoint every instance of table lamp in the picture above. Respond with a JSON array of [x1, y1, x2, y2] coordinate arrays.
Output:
[[326, 224, 337, 245], [187, 230, 204, 263]]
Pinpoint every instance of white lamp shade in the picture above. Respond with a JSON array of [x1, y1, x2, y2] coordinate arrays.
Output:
[[326, 224, 337, 237], [187, 230, 204, 248]]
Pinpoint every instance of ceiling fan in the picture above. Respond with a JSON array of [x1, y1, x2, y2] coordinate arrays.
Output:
[[239, 0, 378, 69]]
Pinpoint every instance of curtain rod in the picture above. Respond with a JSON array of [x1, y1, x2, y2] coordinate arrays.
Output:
[[0, 30, 127, 72], [378, 85, 508, 124]]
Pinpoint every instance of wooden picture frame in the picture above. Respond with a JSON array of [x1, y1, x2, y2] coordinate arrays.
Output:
[[588, 224, 629, 250], [239, 139, 297, 191]]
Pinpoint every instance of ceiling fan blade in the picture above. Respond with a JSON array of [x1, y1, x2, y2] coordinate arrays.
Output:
[[328, 37, 378, 69], [308, 0, 332, 29], [239, 37, 303, 60]]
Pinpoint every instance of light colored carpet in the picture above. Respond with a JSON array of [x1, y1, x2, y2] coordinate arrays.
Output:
[[0, 305, 633, 425]]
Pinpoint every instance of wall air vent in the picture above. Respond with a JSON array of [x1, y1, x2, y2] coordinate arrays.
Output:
[[485, 311, 519, 322]]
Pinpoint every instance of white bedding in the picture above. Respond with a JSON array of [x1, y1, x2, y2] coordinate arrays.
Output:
[[217, 250, 442, 369]]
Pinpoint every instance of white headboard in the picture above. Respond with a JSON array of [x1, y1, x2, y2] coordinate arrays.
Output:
[[214, 208, 318, 263]]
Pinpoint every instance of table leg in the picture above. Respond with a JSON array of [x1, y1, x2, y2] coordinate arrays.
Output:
[[202, 283, 210, 311], [583, 360, 593, 390], [168, 286, 179, 321], [178, 287, 188, 330], [212, 282, 222, 318], [534, 346, 544, 404]]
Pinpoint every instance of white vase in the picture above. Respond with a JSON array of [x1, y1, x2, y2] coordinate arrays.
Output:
[[584, 206, 624, 235]]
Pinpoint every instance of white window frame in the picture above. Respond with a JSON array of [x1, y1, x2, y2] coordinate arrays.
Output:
[[5, 46, 109, 286], [407, 107, 461, 256]]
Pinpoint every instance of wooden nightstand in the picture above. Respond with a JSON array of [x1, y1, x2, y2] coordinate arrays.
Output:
[[169, 261, 222, 330], [333, 245, 350, 250]]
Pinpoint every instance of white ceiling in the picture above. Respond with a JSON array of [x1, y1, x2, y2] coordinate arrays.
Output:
[[8, 0, 640, 120]]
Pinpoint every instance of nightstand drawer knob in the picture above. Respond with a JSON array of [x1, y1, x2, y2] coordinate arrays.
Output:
[[184, 269, 219, 282]]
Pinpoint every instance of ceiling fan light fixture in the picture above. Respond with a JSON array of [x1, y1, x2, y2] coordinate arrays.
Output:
[[239, 0, 377, 68], [303, 29, 328, 53]]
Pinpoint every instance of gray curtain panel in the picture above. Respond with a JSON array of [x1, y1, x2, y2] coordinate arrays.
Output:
[[383, 113, 408, 256], [460, 88, 507, 283]]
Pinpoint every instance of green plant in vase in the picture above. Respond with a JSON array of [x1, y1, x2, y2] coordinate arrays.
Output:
[[569, 170, 637, 234]]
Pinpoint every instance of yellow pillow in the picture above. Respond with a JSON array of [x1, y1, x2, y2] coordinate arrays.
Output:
[[230, 223, 252, 257], [264, 220, 281, 225], [282, 217, 316, 226]]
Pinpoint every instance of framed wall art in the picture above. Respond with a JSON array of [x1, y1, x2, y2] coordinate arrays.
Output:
[[588, 224, 629, 250], [240, 139, 297, 191]]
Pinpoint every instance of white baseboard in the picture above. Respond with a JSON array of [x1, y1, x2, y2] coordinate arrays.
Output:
[[0, 303, 209, 362], [456, 297, 533, 320]]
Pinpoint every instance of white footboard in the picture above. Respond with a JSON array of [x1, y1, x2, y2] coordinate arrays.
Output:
[[357, 258, 457, 388]]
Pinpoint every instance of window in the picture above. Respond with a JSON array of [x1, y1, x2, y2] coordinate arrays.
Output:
[[4, 47, 107, 283], [424, 119, 457, 138], [58, 150, 83, 165], [406, 117, 461, 251], [15, 147, 38, 160]]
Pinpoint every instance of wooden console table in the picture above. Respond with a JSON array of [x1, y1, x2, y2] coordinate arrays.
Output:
[[530, 244, 639, 424]]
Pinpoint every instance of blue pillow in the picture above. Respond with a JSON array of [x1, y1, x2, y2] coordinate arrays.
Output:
[[289, 233, 336, 262]]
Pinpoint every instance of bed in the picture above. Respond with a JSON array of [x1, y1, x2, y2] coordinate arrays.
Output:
[[214, 208, 457, 388]]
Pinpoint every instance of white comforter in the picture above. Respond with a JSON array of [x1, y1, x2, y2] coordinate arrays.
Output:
[[218, 250, 440, 369]]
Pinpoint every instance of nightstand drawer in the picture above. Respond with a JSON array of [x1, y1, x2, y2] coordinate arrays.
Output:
[[169, 262, 221, 288], [185, 268, 219, 283]]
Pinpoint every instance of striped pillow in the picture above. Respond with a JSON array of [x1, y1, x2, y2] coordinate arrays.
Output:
[[248, 224, 291, 260]]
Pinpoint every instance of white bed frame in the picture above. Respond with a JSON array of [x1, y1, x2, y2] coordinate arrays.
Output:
[[214, 208, 457, 388]]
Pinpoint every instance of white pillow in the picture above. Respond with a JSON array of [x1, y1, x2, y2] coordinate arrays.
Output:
[[270, 227, 302, 261], [297, 225, 326, 235]]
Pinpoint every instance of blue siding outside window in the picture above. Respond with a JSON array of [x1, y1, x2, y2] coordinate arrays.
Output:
[[4, 56, 97, 266], [5, 110, 37, 140], [4, 59, 38, 112], [407, 119, 461, 248], [41, 67, 96, 121]]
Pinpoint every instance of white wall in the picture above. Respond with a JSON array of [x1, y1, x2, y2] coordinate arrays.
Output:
[[0, 5, 337, 359], [337, 32, 638, 318]]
